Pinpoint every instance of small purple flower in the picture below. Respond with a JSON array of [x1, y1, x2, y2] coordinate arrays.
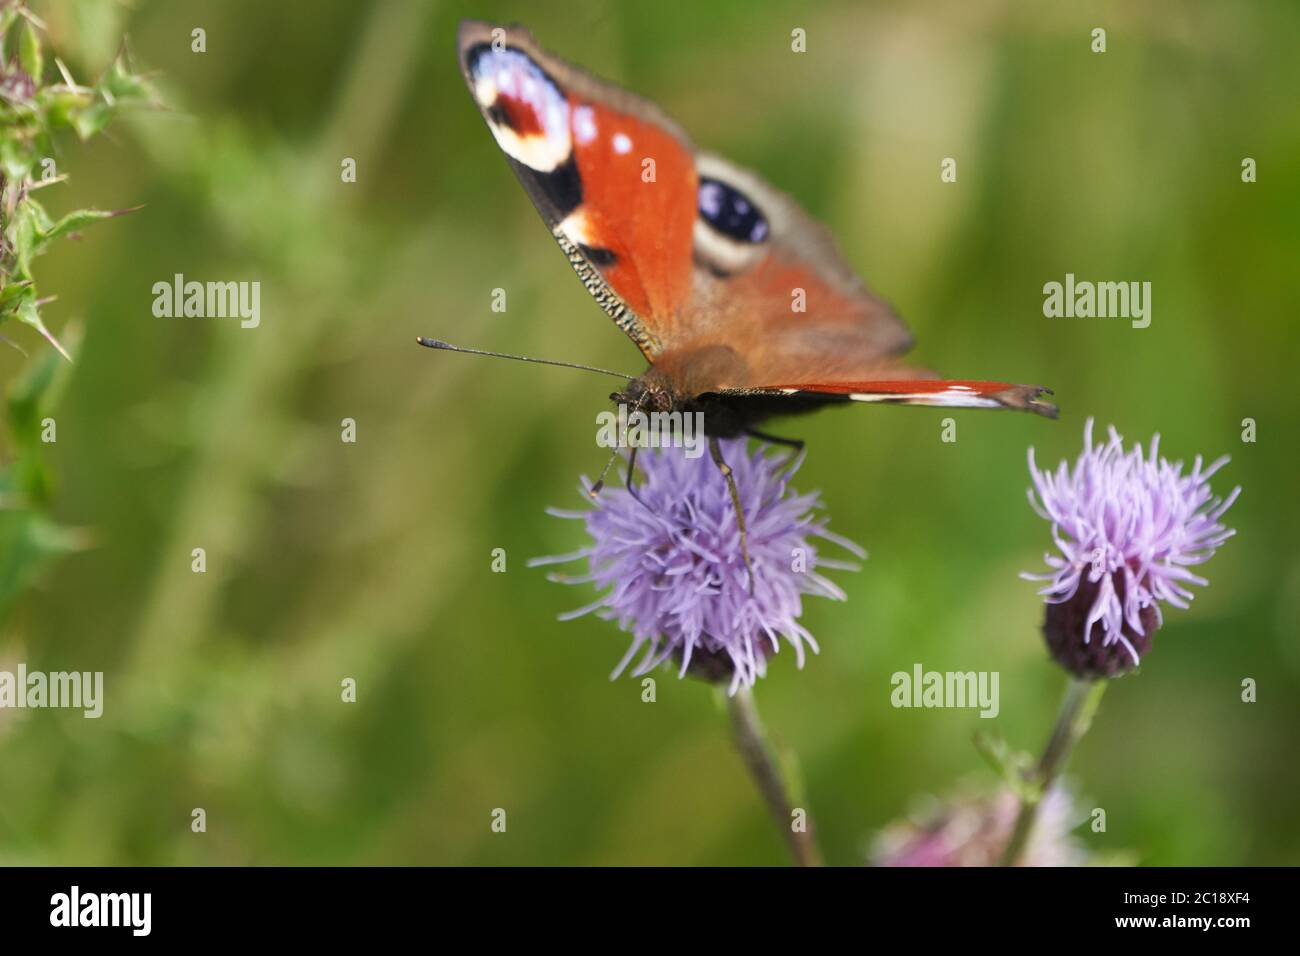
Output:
[[1024, 419, 1240, 678], [872, 785, 1085, 867], [530, 439, 862, 694]]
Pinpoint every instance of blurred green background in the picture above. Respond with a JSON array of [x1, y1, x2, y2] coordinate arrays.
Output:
[[0, 0, 1296, 865]]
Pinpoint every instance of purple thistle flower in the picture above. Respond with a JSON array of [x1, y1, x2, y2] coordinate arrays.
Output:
[[872, 785, 1085, 867], [530, 439, 863, 694], [1024, 419, 1240, 678]]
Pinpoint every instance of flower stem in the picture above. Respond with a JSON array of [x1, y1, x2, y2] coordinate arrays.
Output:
[[726, 687, 824, 867], [1000, 677, 1108, 866]]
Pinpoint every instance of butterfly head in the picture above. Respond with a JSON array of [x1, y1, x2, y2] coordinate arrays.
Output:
[[610, 375, 676, 416]]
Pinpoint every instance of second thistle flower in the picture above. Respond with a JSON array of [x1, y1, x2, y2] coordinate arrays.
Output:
[[1024, 419, 1239, 678]]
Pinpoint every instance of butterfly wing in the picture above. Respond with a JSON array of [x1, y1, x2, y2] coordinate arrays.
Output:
[[457, 21, 911, 365], [675, 152, 914, 381], [673, 154, 1057, 417], [457, 20, 700, 359], [706, 379, 1058, 417], [459, 20, 1054, 418]]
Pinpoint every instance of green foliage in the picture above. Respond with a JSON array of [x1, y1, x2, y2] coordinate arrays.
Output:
[[0, 327, 84, 616], [0, 4, 154, 618], [0, 3, 157, 357]]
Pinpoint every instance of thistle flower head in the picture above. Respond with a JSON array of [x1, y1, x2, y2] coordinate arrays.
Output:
[[872, 785, 1085, 867], [531, 439, 862, 694], [1024, 419, 1239, 678]]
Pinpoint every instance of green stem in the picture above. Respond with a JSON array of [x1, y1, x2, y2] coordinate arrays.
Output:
[[1000, 677, 1107, 866], [726, 687, 824, 867]]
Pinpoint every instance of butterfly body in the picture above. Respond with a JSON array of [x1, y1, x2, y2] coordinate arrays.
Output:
[[451, 20, 1056, 429], [611, 352, 866, 440]]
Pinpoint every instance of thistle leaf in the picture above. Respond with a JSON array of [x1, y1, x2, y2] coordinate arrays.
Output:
[[15, 298, 70, 361], [19, 21, 44, 81]]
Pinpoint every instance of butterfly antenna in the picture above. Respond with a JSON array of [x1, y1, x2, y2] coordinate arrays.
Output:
[[589, 447, 621, 499], [416, 337, 634, 381]]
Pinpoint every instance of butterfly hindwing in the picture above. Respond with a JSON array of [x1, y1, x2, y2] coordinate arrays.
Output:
[[676, 153, 915, 386], [667, 155, 1054, 414]]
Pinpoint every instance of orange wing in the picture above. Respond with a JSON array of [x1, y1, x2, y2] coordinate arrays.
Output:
[[457, 20, 699, 358], [456, 21, 910, 367]]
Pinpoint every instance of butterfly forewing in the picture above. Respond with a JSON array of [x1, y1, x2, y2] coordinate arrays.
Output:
[[457, 20, 703, 359]]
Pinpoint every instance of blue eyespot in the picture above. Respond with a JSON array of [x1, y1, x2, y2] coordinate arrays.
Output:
[[698, 178, 768, 244]]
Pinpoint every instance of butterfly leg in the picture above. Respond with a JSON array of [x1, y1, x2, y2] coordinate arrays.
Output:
[[624, 445, 649, 509], [744, 427, 804, 451], [709, 436, 755, 587], [745, 427, 804, 474]]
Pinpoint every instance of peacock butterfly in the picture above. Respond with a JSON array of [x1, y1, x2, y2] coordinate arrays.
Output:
[[424, 20, 1057, 569]]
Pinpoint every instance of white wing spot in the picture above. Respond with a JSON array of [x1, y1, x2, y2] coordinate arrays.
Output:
[[613, 132, 632, 154], [468, 47, 571, 173], [573, 105, 597, 146]]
